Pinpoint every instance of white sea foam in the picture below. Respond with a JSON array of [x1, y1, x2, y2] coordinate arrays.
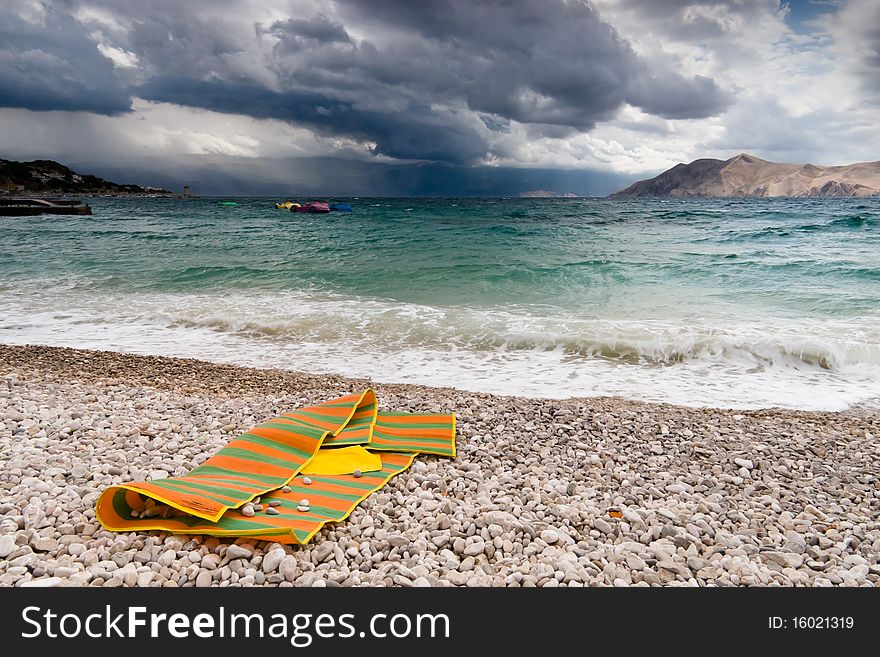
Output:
[[2, 284, 879, 411]]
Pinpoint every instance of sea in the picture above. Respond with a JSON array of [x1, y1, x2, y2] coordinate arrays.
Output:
[[2, 196, 878, 411]]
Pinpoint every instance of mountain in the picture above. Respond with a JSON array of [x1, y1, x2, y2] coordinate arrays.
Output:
[[611, 153, 880, 198], [0, 158, 170, 196]]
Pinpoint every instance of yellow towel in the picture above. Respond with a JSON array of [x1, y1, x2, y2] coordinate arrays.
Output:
[[301, 445, 382, 475]]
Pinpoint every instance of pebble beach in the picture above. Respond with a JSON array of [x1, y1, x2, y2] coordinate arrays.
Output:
[[1, 344, 878, 587]]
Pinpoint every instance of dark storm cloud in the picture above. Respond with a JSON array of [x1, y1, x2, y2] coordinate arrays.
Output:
[[0, 10, 130, 114], [851, 9, 880, 103], [137, 78, 488, 163], [2, 0, 732, 163], [330, 0, 731, 125], [265, 15, 353, 52], [625, 71, 730, 120]]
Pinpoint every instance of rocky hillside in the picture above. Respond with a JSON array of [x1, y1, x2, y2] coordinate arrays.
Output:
[[0, 159, 170, 196], [612, 153, 880, 198]]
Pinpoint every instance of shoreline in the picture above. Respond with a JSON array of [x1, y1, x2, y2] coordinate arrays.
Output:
[[2, 342, 873, 417], [1, 343, 878, 587]]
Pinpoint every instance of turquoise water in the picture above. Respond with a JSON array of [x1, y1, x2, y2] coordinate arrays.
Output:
[[2, 196, 879, 409]]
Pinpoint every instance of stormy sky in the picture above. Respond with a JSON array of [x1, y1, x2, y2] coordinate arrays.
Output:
[[1, 0, 878, 195]]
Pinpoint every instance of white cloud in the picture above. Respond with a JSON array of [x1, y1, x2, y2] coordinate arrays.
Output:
[[0, 99, 375, 164], [575, 0, 880, 173], [96, 43, 140, 69]]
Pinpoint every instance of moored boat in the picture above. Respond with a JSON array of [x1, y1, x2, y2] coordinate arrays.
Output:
[[0, 198, 92, 216]]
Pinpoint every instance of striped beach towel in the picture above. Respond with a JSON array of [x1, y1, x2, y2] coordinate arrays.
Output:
[[95, 390, 455, 545]]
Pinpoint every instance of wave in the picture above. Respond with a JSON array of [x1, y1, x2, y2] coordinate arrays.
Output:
[[828, 214, 877, 229], [743, 213, 877, 238], [4, 286, 880, 410], [153, 302, 880, 373]]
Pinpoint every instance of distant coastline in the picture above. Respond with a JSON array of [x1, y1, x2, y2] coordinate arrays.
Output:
[[0, 158, 172, 197], [612, 153, 880, 198]]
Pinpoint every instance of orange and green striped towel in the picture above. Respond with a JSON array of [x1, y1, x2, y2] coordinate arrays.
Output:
[[95, 390, 455, 545]]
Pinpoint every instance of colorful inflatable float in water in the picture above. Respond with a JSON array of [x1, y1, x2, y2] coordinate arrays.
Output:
[[275, 201, 351, 212], [292, 202, 330, 213]]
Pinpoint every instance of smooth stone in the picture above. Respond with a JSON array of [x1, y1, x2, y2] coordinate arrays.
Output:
[[540, 529, 560, 544], [201, 554, 221, 570], [157, 549, 176, 567], [297, 505, 310, 512], [21, 577, 63, 588], [0, 535, 16, 559], [353, 470, 363, 478], [32, 537, 58, 552], [261, 550, 285, 574], [302, 478, 312, 486], [136, 571, 156, 587], [226, 544, 253, 560], [241, 505, 255, 517], [313, 543, 334, 563], [268, 501, 281, 507], [282, 486, 292, 493], [279, 556, 298, 581], [53, 567, 79, 578], [299, 499, 310, 506], [266, 508, 280, 515], [195, 571, 213, 587], [626, 554, 647, 571], [464, 540, 485, 556], [593, 518, 614, 535], [387, 534, 409, 548]]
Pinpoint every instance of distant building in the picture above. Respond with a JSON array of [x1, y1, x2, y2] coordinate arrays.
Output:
[[174, 185, 196, 199]]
